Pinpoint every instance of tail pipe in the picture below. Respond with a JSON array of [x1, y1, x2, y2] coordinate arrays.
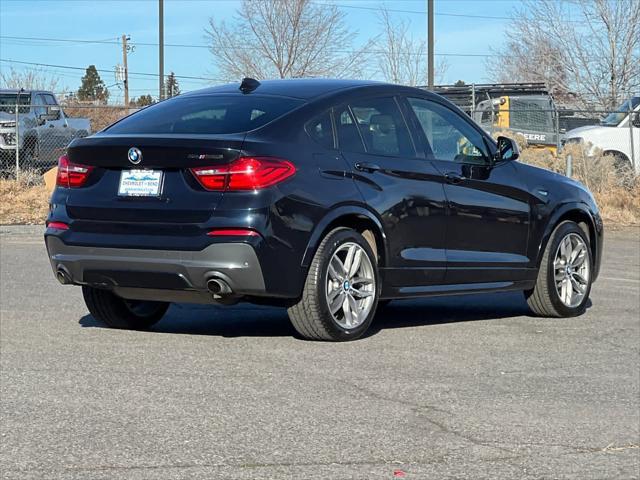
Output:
[[207, 278, 232, 296], [56, 267, 72, 285]]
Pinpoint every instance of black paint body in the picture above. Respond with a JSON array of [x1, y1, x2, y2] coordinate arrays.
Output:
[[46, 80, 603, 303]]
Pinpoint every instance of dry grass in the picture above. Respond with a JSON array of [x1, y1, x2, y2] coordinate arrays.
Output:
[[1, 141, 639, 226], [64, 103, 130, 132], [0, 173, 50, 225], [519, 143, 640, 226]]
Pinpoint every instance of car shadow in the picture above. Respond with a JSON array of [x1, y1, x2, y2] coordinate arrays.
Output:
[[78, 291, 556, 339]]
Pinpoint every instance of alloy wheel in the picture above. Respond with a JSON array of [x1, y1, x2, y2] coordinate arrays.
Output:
[[325, 242, 376, 329], [553, 233, 590, 308]]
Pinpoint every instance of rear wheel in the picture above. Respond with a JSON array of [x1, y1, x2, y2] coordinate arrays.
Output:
[[82, 286, 169, 330], [288, 228, 379, 341], [525, 221, 593, 317]]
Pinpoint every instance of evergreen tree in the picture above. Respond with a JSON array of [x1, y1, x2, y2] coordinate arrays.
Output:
[[130, 94, 155, 107], [77, 65, 109, 103], [165, 72, 180, 98]]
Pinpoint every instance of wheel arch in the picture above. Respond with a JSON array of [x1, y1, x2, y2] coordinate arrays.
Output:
[[537, 203, 601, 280], [301, 205, 388, 269], [602, 149, 630, 164]]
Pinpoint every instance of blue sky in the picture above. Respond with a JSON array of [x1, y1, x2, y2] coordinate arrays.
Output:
[[0, 0, 520, 103]]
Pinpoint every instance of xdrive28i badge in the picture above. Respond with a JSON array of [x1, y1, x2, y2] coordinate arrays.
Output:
[[127, 147, 142, 165]]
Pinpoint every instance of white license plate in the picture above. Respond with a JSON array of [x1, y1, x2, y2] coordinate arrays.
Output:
[[118, 170, 163, 196]]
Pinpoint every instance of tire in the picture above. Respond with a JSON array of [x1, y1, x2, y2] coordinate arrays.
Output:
[[82, 286, 169, 330], [287, 227, 380, 341], [525, 221, 593, 317]]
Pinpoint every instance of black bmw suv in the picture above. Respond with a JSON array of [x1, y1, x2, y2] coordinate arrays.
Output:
[[45, 79, 603, 341]]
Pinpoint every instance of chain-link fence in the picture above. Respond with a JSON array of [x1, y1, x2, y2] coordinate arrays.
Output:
[[0, 103, 133, 178], [0, 102, 638, 179]]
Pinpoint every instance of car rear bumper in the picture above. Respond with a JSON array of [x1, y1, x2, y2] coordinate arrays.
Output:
[[45, 235, 266, 304]]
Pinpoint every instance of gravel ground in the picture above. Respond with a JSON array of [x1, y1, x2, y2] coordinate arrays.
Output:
[[1, 225, 638, 479]]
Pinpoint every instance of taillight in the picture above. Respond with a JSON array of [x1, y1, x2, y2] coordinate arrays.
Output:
[[191, 157, 295, 191], [56, 155, 94, 188]]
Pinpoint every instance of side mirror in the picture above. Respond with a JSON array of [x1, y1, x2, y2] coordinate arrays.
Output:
[[632, 112, 640, 128], [496, 136, 520, 162]]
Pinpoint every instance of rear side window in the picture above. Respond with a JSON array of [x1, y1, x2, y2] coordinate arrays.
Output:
[[106, 94, 304, 134], [306, 111, 335, 149], [350, 97, 415, 157]]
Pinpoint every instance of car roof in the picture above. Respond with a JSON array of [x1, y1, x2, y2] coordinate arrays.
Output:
[[183, 78, 387, 100], [0, 89, 50, 95]]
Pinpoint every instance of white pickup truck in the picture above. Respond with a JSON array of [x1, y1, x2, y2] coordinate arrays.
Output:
[[0, 89, 91, 173], [563, 96, 640, 173]]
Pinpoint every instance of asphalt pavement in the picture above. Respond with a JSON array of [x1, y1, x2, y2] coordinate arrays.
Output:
[[1, 225, 639, 479]]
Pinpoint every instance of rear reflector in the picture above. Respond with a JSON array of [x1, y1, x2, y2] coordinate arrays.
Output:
[[207, 228, 260, 237], [56, 155, 94, 188], [191, 156, 295, 191], [46, 221, 69, 231]]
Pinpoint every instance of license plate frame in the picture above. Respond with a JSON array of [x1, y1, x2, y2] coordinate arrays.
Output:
[[118, 169, 164, 197]]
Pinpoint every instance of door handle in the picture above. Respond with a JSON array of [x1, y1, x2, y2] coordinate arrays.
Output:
[[444, 172, 465, 184], [355, 162, 381, 173]]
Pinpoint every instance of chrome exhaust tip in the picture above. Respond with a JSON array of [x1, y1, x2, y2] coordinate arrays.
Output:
[[207, 278, 232, 296], [56, 268, 72, 285]]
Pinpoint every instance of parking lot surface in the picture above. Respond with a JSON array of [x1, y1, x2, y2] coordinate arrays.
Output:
[[1, 225, 639, 479]]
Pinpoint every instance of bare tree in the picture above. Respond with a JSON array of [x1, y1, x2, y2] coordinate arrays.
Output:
[[375, 8, 448, 86], [490, 0, 640, 108], [0, 67, 63, 92], [205, 0, 374, 80]]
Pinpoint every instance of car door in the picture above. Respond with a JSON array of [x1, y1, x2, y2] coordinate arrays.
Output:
[[31, 94, 57, 165], [42, 94, 71, 158], [335, 96, 448, 295], [405, 96, 532, 285]]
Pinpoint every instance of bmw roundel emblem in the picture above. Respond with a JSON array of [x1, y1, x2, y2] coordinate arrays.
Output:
[[127, 147, 142, 165]]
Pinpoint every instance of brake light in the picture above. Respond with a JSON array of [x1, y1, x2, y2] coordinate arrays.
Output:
[[56, 155, 94, 188], [191, 157, 295, 191]]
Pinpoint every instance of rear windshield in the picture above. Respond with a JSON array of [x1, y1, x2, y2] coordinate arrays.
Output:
[[106, 94, 304, 134]]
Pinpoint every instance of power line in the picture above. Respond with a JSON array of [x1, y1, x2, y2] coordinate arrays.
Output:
[[317, 2, 512, 20], [0, 35, 501, 58], [0, 58, 224, 82]]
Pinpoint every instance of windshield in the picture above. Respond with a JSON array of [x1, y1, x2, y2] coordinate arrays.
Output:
[[0, 94, 32, 114], [106, 94, 304, 134], [601, 97, 640, 126]]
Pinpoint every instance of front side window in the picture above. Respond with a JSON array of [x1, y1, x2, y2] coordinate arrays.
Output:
[[33, 95, 47, 117], [42, 94, 61, 119], [408, 97, 489, 165], [306, 111, 334, 149], [349, 97, 414, 157], [106, 94, 304, 134]]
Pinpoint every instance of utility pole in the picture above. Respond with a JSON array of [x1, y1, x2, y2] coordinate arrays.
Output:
[[121, 34, 130, 106], [159, 0, 165, 100], [427, 0, 434, 89]]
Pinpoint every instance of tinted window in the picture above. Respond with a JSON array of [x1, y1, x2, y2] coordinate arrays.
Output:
[[0, 94, 31, 114], [408, 97, 489, 165], [335, 107, 366, 153], [306, 111, 334, 149], [107, 94, 304, 134], [350, 97, 414, 157], [33, 95, 47, 116]]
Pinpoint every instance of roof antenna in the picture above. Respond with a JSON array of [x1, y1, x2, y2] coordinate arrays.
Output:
[[239, 77, 260, 94]]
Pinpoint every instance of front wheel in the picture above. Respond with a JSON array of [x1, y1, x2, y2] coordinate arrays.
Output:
[[82, 286, 169, 330], [288, 228, 380, 341], [525, 221, 593, 317]]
